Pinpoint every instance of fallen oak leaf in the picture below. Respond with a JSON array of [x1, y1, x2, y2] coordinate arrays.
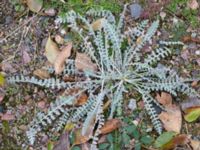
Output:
[[45, 36, 60, 64], [75, 53, 97, 72], [33, 68, 50, 79], [54, 42, 72, 74], [100, 119, 121, 135]]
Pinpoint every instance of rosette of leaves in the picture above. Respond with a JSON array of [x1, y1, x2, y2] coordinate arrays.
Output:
[[7, 4, 199, 148]]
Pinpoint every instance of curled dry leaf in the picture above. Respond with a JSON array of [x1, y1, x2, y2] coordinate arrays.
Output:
[[75, 53, 97, 72], [100, 119, 121, 135], [33, 68, 50, 79], [54, 42, 72, 74], [45, 36, 60, 64], [159, 105, 182, 133], [91, 18, 105, 31], [27, 0, 43, 13]]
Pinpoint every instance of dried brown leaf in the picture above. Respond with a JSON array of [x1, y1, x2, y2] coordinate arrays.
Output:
[[33, 68, 50, 79], [76, 93, 88, 106], [54, 42, 72, 74], [100, 119, 121, 135], [156, 92, 172, 106], [45, 36, 60, 64], [75, 53, 97, 71], [159, 105, 182, 133]]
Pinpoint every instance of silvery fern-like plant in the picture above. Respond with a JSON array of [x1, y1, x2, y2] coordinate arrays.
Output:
[[7, 5, 200, 148]]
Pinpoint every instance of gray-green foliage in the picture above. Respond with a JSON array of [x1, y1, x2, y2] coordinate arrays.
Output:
[[7, 5, 199, 148]]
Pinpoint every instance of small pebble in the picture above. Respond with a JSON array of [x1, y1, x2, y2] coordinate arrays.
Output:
[[195, 50, 200, 55], [129, 3, 142, 19], [5, 16, 13, 24], [60, 29, 66, 35], [128, 99, 137, 110], [160, 12, 166, 20], [45, 8, 56, 16]]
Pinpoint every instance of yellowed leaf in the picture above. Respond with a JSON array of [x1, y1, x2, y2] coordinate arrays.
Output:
[[27, 0, 43, 13], [159, 105, 182, 133], [64, 122, 75, 131], [45, 36, 60, 64], [0, 73, 5, 86], [33, 68, 50, 79], [100, 119, 121, 135], [75, 53, 97, 71], [54, 42, 72, 74], [184, 106, 200, 122], [91, 18, 105, 31], [161, 134, 189, 150]]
